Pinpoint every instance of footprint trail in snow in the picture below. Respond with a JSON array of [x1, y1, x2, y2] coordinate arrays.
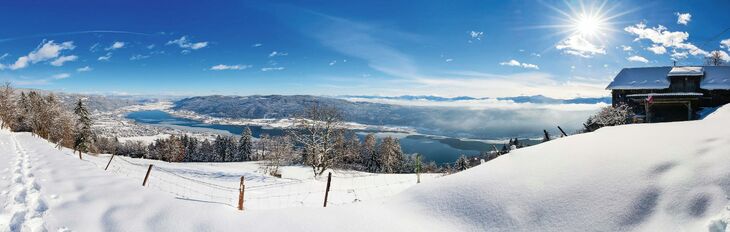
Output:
[[0, 134, 48, 232]]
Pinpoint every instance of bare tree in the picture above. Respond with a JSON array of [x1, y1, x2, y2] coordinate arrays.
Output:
[[0, 82, 15, 129], [706, 51, 726, 66], [265, 135, 296, 177], [290, 104, 345, 176]]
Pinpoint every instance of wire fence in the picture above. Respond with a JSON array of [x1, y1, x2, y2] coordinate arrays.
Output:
[[69, 149, 443, 211]]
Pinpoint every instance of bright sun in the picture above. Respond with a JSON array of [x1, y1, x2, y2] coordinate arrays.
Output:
[[573, 13, 602, 36]]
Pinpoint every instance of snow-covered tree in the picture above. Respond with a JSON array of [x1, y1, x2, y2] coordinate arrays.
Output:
[[455, 154, 470, 171], [290, 104, 345, 176], [378, 136, 403, 173], [0, 82, 15, 129], [238, 127, 253, 161], [14, 92, 32, 132], [584, 104, 634, 132], [73, 98, 93, 155], [265, 135, 295, 177], [361, 133, 379, 173]]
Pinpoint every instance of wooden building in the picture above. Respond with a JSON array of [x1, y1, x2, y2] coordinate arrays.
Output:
[[606, 66, 730, 122]]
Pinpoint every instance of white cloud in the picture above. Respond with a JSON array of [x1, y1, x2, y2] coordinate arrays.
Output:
[[676, 12, 691, 25], [499, 59, 539, 69], [210, 64, 251, 71], [329, 60, 337, 66], [77, 66, 92, 72], [721, 38, 730, 50], [468, 31, 484, 42], [98, 52, 112, 61], [9, 40, 75, 70], [0, 53, 8, 60], [445, 58, 453, 62], [556, 34, 606, 58], [166, 36, 208, 50], [624, 22, 707, 57], [129, 54, 150, 60], [147, 44, 156, 49], [626, 55, 649, 63], [268, 51, 288, 57], [621, 45, 633, 51], [106, 41, 125, 50], [646, 44, 667, 54], [671, 50, 689, 60], [261, 67, 285, 72], [50, 55, 78, 66], [252, 43, 262, 47], [51, 73, 70, 80], [89, 43, 100, 52]]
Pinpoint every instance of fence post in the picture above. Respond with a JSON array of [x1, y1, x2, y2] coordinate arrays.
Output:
[[78, 151, 82, 160], [104, 153, 116, 171], [557, 126, 568, 137], [323, 172, 332, 207], [238, 176, 245, 211], [142, 164, 153, 186], [415, 154, 421, 184]]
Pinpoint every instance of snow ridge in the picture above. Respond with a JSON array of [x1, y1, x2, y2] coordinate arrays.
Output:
[[0, 134, 48, 232]]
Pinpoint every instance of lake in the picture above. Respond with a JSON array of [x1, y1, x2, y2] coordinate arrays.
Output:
[[126, 110, 528, 164]]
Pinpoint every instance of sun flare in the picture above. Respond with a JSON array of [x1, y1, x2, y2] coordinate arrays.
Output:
[[573, 13, 603, 36]]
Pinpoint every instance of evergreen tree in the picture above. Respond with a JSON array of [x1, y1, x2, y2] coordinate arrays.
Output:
[[362, 134, 379, 172], [73, 98, 93, 156], [378, 136, 403, 173], [455, 154, 470, 171], [238, 127, 253, 161], [14, 92, 32, 132]]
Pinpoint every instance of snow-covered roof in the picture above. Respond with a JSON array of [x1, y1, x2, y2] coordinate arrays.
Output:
[[668, 66, 703, 76], [605, 67, 672, 90], [701, 66, 730, 90], [606, 66, 730, 90]]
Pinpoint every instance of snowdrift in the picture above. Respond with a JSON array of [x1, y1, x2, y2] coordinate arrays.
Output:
[[1, 105, 730, 232]]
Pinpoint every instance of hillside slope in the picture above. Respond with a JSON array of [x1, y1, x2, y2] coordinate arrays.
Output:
[[1, 105, 730, 231]]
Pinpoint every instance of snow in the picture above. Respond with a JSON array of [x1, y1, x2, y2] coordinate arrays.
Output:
[[607, 66, 730, 90], [2, 104, 730, 231], [668, 66, 704, 76], [701, 66, 730, 90], [606, 67, 672, 90]]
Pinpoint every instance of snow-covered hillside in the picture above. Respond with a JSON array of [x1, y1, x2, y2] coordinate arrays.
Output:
[[2, 105, 730, 231]]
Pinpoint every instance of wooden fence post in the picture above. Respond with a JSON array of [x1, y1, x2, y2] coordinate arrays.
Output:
[[238, 176, 245, 211], [78, 151, 82, 160], [323, 172, 332, 207], [557, 126, 568, 137], [104, 153, 115, 171], [142, 164, 153, 186], [415, 154, 421, 184]]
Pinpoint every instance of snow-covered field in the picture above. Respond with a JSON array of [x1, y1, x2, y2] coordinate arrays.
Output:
[[2, 105, 730, 231]]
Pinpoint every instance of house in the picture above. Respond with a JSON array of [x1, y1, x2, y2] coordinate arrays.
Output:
[[606, 66, 730, 122]]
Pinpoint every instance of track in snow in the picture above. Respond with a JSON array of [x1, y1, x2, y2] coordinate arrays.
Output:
[[0, 134, 47, 232]]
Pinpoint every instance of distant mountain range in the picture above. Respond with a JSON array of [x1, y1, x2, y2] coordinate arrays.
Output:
[[173, 95, 603, 139], [16, 88, 145, 112], [339, 95, 611, 104]]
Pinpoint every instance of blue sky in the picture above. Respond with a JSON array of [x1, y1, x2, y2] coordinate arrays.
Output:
[[1, 0, 729, 98]]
